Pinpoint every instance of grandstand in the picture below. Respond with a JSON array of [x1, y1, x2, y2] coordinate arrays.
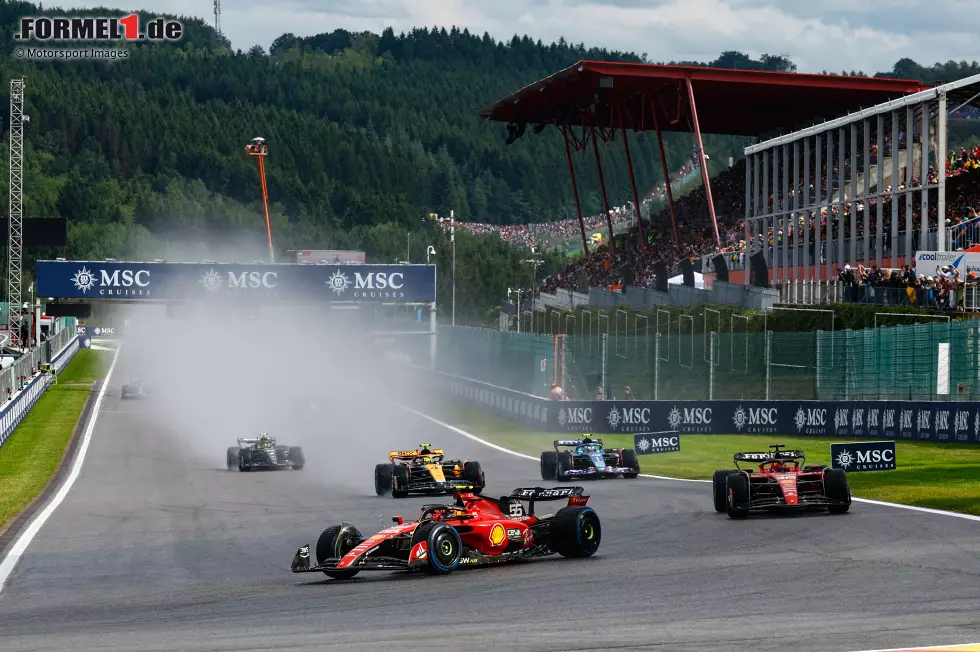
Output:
[[481, 61, 980, 311]]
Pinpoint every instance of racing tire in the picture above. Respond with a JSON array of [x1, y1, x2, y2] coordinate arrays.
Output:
[[411, 522, 463, 575], [462, 461, 484, 493], [555, 451, 574, 482], [226, 447, 239, 470], [620, 449, 640, 478], [289, 446, 305, 471], [374, 463, 394, 496], [238, 448, 252, 472], [712, 469, 739, 512], [550, 506, 601, 558], [121, 387, 130, 399], [316, 523, 364, 580], [726, 473, 750, 519], [823, 468, 851, 514], [391, 464, 410, 498], [540, 451, 558, 481]]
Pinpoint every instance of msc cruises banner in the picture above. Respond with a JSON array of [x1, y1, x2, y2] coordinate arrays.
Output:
[[550, 400, 980, 442], [36, 260, 436, 303]]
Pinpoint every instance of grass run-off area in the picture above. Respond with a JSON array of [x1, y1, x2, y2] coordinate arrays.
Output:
[[432, 402, 980, 517], [0, 349, 112, 529]]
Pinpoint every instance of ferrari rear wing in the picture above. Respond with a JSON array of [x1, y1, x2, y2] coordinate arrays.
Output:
[[734, 450, 805, 462], [509, 486, 589, 513]]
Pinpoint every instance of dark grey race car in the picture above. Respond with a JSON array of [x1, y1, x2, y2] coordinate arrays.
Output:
[[121, 380, 148, 399], [227, 434, 305, 472]]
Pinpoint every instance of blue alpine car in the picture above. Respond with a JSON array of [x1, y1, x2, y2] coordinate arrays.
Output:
[[540, 436, 640, 481]]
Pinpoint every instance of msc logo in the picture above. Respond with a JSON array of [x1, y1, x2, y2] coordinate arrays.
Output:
[[228, 271, 278, 289], [794, 406, 827, 434], [72, 267, 152, 297], [733, 406, 777, 433], [606, 405, 650, 431], [557, 407, 592, 427], [327, 269, 406, 299]]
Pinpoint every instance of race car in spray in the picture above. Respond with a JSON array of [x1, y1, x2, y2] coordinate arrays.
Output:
[[539, 436, 639, 481], [374, 444, 485, 497], [713, 444, 851, 518], [227, 433, 305, 472], [120, 380, 148, 399], [290, 486, 600, 579]]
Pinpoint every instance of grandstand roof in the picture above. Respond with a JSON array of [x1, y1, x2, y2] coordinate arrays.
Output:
[[480, 60, 930, 138]]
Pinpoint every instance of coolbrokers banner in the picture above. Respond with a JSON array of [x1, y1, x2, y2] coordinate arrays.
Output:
[[36, 260, 436, 303], [552, 400, 980, 443]]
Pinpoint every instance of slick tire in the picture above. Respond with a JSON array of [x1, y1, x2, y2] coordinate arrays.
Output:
[[226, 447, 239, 470], [712, 469, 739, 512], [726, 473, 750, 519], [316, 523, 363, 580], [540, 451, 558, 481], [620, 449, 640, 478], [411, 522, 463, 575], [555, 451, 574, 482], [462, 461, 484, 493], [550, 506, 601, 558], [289, 446, 305, 471], [375, 463, 394, 496], [238, 448, 252, 472], [823, 468, 851, 514], [391, 464, 410, 498]]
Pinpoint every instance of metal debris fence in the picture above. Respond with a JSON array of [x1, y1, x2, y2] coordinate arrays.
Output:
[[430, 316, 975, 403]]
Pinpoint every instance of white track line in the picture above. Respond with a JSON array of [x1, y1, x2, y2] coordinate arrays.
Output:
[[395, 403, 980, 523], [849, 643, 980, 652], [0, 345, 120, 593]]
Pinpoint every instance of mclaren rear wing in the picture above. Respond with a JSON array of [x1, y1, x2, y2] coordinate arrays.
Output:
[[509, 486, 590, 514]]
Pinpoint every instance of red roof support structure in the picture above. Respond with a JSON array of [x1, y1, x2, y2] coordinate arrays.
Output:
[[684, 78, 721, 247], [481, 61, 928, 264], [561, 126, 589, 255], [618, 104, 646, 251], [651, 96, 680, 246], [590, 125, 616, 255]]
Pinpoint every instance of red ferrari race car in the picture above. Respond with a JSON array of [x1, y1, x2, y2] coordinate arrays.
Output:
[[713, 444, 851, 519], [290, 486, 600, 579]]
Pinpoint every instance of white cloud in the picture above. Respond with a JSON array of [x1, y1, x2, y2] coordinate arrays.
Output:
[[45, 0, 980, 73]]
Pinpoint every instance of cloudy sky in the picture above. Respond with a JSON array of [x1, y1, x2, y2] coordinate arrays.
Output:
[[58, 0, 980, 73]]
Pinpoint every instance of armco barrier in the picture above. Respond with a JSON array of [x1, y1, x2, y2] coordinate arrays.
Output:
[[419, 367, 980, 442], [412, 366, 550, 430], [0, 336, 81, 451]]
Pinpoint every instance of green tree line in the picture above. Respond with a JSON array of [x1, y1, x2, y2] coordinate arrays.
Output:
[[0, 1, 976, 320]]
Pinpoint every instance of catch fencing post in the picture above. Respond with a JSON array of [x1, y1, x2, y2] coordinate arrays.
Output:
[[765, 329, 772, 400], [654, 333, 661, 400], [709, 332, 718, 399], [815, 329, 823, 400], [600, 332, 608, 398]]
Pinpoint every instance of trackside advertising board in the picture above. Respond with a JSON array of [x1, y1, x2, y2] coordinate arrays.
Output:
[[914, 250, 980, 277], [633, 432, 680, 454], [830, 441, 897, 472], [551, 400, 980, 442], [35, 260, 436, 303]]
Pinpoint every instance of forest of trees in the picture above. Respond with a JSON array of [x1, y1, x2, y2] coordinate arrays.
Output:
[[0, 1, 977, 320]]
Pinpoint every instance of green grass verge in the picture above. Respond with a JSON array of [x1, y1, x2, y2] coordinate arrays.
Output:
[[434, 402, 980, 516], [55, 348, 111, 385], [0, 349, 112, 529]]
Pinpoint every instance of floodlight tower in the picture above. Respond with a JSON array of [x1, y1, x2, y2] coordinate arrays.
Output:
[[245, 137, 274, 262], [8, 79, 25, 347]]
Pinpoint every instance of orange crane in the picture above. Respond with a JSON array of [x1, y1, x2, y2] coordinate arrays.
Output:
[[245, 137, 274, 262]]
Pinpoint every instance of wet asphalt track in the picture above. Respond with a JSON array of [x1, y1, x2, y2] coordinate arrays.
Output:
[[2, 389, 980, 651]]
